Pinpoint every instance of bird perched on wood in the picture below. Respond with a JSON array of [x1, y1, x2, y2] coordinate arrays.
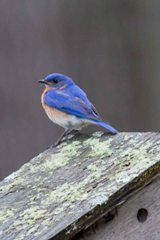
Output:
[[39, 73, 118, 145]]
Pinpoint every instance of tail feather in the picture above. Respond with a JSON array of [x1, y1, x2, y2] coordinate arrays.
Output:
[[96, 121, 118, 135]]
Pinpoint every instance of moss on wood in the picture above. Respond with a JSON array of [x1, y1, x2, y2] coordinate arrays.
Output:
[[0, 132, 160, 240]]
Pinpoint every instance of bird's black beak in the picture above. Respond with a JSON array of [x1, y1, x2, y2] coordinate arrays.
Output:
[[38, 79, 47, 84]]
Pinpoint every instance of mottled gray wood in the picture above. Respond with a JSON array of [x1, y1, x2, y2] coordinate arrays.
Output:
[[0, 132, 160, 240], [82, 178, 160, 240]]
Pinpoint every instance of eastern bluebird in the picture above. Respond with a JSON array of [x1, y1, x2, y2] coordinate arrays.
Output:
[[39, 73, 118, 145]]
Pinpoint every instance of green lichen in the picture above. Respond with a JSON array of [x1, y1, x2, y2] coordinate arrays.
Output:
[[20, 207, 47, 220], [109, 139, 157, 187], [6, 206, 49, 237], [41, 182, 88, 206], [0, 209, 14, 224], [41, 160, 109, 209], [83, 136, 113, 158], [0, 132, 160, 240], [85, 162, 107, 182], [116, 138, 153, 166], [29, 140, 82, 173], [0, 176, 24, 194]]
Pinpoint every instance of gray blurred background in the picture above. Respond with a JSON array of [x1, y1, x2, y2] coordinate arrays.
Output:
[[0, 0, 160, 180]]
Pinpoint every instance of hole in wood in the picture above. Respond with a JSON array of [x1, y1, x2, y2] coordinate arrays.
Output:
[[137, 208, 148, 222]]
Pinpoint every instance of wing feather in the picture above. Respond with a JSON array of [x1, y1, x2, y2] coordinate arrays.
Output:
[[44, 89, 101, 122]]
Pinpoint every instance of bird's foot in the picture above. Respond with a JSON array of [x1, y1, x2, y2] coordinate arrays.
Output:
[[51, 129, 81, 148], [69, 129, 81, 136]]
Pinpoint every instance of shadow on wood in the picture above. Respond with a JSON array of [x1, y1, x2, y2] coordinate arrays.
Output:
[[0, 132, 160, 240]]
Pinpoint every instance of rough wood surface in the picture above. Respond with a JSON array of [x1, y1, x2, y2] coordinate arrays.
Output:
[[0, 132, 160, 240], [82, 178, 160, 240]]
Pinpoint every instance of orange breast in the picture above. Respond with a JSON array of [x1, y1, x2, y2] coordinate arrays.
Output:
[[41, 86, 52, 108], [41, 87, 70, 127]]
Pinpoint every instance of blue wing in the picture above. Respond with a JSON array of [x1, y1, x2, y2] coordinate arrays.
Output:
[[44, 86, 118, 134], [44, 87, 101, 122]]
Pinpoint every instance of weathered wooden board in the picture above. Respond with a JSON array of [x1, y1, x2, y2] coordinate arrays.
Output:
[[0, 132, 160, 240], [82, 178, 160, 240]]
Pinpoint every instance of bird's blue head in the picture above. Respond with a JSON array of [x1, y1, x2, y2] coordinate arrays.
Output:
[[39, 73, 74, 89]]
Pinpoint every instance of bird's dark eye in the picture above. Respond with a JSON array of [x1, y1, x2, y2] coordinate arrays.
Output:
[[52, 79, 59, 84]]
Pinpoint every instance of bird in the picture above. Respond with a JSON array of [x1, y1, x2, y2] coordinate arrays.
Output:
[[39, 73, 118, 146]]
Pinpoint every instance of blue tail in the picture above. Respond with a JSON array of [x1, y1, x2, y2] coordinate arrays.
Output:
[[96, 121, 118, 135]]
